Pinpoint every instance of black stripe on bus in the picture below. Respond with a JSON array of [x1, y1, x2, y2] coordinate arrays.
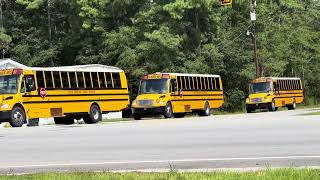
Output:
[[274, 96, 303, 99], [171, 98, 224, 101], [22, 93, 129, 97], [278, 92, 303, 95], [23, 99, 129, 104]]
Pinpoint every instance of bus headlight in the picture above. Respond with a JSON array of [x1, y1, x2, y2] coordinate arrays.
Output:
[[156, 99, 165, 105], [0, 104, 9, 109], [132, 100, 137, 107], [158, 101, 165, 105]]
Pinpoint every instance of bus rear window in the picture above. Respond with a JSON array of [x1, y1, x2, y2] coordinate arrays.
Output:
[[112, 73, 121, 88]]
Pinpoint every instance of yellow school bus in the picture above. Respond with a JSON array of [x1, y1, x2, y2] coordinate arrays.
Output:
[[131, 73, 224, 120], [0, 64, 130, 127], [246, 77, 303, 113]]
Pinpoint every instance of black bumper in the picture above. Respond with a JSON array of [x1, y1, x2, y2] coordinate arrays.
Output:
[[0, 111, 11, 122], [132, 107, 165, 116], [246, 103, 270, 110]]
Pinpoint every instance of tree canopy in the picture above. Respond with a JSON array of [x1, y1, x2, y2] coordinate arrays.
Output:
[[1, 0, 319, 111]]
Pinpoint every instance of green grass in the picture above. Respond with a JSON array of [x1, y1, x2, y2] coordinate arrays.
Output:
[[298, 111, 320, 116], [101, 118, 133, 123], [1, 169, 320, 180]]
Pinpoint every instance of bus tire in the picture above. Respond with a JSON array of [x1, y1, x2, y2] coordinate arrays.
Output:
[[9, 106, 26, 127], [246, 108, 254, 113], [84, 104, 102, 124], [164, 102, 173, 118], [268, 100, 276, 112], [288, 99, 296, 110], [199, 102, 210, 116], [173, 113, 186, 118], [133, 114, 142, 120]]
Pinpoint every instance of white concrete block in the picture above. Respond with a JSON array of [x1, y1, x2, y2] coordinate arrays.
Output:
[[39, 118, 55, 126], [102, 112, 122, 119]]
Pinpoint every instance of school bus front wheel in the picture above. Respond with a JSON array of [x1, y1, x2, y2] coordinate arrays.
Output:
[[9, 105, 26, 127]]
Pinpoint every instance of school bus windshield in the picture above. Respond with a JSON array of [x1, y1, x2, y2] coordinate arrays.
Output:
[[140, 79, 168, 94], [249, 82, 272, 94], [0, 75, 20, 94]]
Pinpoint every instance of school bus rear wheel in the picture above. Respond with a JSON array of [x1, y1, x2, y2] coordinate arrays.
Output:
[[198, 102, 210, 116], [84, 104, 102, 124], [288, 99, 297, 110]]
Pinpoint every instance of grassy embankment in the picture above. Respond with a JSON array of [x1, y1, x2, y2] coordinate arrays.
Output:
[[1, 169, 320, 180]]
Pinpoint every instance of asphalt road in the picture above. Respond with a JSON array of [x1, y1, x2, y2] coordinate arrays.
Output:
[[0, 108, 319, 173]]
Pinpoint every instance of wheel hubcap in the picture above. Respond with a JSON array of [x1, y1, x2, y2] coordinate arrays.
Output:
[[205, 105, 209, 114], [166, 105, 171, 114], [13, 111, 23, 123], [272, 102, 275, 110], [93, 109, 99, 120]]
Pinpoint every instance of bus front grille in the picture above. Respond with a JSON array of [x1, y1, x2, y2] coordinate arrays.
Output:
[[251, 98, 262, 103], [138, 100, 154, 106]]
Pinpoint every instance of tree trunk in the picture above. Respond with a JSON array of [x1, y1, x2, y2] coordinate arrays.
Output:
[[0, 0, 3, 30], [47, 0, 55, 66], [47, 0, 52, 47]]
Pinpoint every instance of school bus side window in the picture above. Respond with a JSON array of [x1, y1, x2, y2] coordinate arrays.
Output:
[[202, 77, 206, 90], [196, 77, 201, 90], [92, 72, 99, 89], [210, 77, 214, 90], [61, 72, 69, 89], [77, 72, 85, 89], [185, 76, 190, 90], [36, 71, 45, 88], [98, 72, 106, 89], [216, 78, 221, 90], [44, 71, 53, 89], [190, 77, 194, 90], [105, 72, 112, 88], [84, 72, 92, 89], [112, 73, 121, 88], [53, 71, 61, 89], [177, 76, 181, 90], [69, 72, 77, 89]]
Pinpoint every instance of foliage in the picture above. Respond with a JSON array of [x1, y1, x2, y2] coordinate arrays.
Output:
[[0, 0, 319, 110]]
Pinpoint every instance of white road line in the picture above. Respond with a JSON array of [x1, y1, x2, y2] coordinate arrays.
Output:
[[1, 155, 320, 169]]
